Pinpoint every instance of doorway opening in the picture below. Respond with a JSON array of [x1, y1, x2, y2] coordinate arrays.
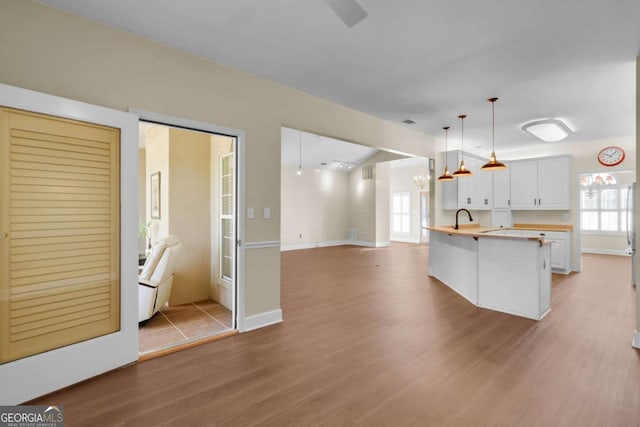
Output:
[[136, 120, 239, 356], [578, 170, 636, 285], [420, 190, 429, 244]]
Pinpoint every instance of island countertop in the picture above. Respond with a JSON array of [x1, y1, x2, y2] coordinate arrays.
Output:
[[428, 225, 553, 245]]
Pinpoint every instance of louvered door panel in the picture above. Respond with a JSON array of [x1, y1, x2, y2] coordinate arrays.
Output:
[[0, 107, 120, 364]]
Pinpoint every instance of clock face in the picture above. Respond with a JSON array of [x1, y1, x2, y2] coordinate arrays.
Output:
[[597, 146, 625, 167]]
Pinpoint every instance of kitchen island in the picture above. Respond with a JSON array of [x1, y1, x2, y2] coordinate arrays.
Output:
[[428, 225, 552, 320]]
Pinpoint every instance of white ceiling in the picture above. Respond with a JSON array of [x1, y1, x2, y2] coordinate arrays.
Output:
[[39, 0, 640, 155], [281, 127, 378, 171]]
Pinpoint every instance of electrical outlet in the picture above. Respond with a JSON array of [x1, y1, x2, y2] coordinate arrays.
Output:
[[299, 233, 302, 239]]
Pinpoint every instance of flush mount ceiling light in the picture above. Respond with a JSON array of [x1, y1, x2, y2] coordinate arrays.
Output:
[[481, 97, 507, 171], [452, 115, 472, 177], [521, 118, 573, 142], [437, 126, 455, 181]]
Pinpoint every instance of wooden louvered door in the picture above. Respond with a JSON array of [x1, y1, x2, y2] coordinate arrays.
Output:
[[0, 107, 120, 364]]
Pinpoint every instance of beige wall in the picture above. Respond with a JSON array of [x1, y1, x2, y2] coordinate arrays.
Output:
[[0, 0, 433, 317], [375, 162, 390, 244], [145, 126, 170, 241], [168, 128, 211, 305], [348, 165, 376, 244], [281, 166, 350, 248], [138, 148, 146, 254]]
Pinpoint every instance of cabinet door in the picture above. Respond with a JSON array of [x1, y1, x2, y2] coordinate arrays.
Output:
[[493, 166, 510, 209], [475, 160, 493, 210], [441, 151, 459, 210], [550, 238, 567, 269], [457, 155, 477, 208], [538, 157, 571, 209], [510, 160, 538, 209]]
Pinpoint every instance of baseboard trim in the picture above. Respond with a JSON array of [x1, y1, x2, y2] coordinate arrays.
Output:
[[632, 331, 640, 349], [582, 248, 629, 256], [348, 240, 390, 248], [240, 309, 283, 332], [281, 240, 393, 251], [391, 237, 420, 244], [245, 241, 280, 250], [281, 240, 348, 251]]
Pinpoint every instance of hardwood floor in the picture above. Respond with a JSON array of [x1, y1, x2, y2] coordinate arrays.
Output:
[[31, 245, 640, 426]]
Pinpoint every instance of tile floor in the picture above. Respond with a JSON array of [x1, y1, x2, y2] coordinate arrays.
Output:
[[138, 299, 233, 354]]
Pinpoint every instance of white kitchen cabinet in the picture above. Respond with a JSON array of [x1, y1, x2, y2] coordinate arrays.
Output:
[[475, 159, 493, 209], [492, 165, 510, 209], [537, 157, 571, 209], [442, 151, 492, 210], [510, 160, 538, 209], [510, 156, 571, 210], [520, 230, 572, 274]]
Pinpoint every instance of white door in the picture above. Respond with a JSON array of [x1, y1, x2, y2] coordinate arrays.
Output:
[[510, 160, 538, 209], [0, 83, 139, 404]]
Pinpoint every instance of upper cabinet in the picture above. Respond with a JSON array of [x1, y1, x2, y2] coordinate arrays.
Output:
[[492, 165, 510, 209], [442, 151, 492, 210], [441, 153, 571, 211], [510, 156, 571, 210]]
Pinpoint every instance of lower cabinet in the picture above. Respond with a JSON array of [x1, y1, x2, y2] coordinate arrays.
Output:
[[520, 230, 571, 274]]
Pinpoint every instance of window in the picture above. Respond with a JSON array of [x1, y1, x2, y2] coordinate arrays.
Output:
[[220, 151, 235, 281], [392, 192, 410, 234], [580, 173, 628, 234]]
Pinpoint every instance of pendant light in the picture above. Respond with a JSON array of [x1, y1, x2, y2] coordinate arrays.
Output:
[[481, 97, 507, 171], [452, 114, 472, 177], [297, 130, 302, 175], [437, 126, 455, 181]]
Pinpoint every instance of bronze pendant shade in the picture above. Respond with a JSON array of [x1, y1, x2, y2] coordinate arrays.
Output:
[[452, 114, 472, 177], [481, 97, 507, 171], [437, 126, 455, 181]]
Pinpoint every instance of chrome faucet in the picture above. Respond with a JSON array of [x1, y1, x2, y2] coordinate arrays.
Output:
[[454, 208, 473, 230]]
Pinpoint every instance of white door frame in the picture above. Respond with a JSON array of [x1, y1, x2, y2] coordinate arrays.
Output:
[[0, 83, 139, 404], [130, 109, 246, 332]]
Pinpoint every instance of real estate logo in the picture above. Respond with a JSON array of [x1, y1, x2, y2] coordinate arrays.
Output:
[[0, 405, 64, 427]]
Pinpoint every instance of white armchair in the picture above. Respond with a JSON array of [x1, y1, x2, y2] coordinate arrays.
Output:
[[138, 235, 181, 323]]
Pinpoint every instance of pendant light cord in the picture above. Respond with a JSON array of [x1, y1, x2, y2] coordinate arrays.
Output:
[[458, 115, 466, 158], [443, 126, 450, 167], [298, 131, 302, 171], [492, 101, 495, 151], [489, 97, 498, 152]]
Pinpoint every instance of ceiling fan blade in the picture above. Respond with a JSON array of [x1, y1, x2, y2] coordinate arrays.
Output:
[[326, 0, 368, 27]]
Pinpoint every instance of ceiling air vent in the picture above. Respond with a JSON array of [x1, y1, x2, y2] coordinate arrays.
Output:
[[362, 164, 374, 180], [402, 119, 417, 125]]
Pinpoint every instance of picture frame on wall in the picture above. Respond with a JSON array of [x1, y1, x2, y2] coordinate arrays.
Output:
[[150, 172, 161, 219]]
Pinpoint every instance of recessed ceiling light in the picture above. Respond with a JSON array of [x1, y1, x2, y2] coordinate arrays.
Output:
[[320, 162, 327, 166], [521, 118, 573, 142], [402, 119, 417, 125]]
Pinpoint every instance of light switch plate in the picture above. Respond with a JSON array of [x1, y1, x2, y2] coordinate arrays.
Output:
[[247, 207, 255, 219], [263, 207, 271, 219]]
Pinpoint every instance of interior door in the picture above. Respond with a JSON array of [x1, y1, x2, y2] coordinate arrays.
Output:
[[0, 83, 138, 404]]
